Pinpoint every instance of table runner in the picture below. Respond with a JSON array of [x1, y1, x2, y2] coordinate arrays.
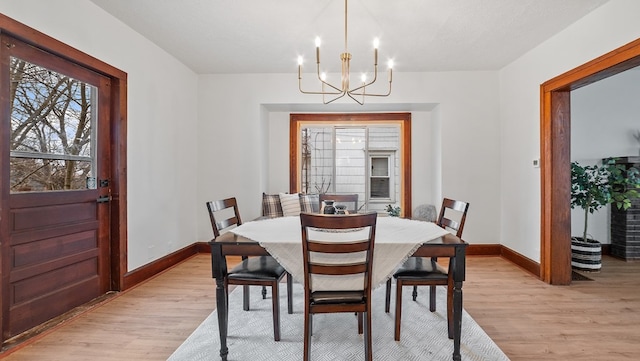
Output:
[[230, 216, 449, 290]]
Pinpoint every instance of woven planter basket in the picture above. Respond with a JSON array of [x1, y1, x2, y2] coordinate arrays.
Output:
[[571, 237, 602, 272]]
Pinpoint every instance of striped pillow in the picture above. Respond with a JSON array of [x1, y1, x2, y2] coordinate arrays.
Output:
[[279, 193, 301, 216], [299, 193, 319, 213], [262, 193, 283, 217]]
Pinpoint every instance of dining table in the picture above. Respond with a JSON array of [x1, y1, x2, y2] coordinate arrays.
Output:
[[208, 214, 468, 361]]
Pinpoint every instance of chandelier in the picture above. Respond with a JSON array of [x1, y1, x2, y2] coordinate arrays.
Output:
[[297, 0, 393, 105]]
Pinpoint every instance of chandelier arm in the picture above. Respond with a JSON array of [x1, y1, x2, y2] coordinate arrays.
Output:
[[349, 80, 392, 97], [298, 85, 343, 96], [324, 91, 348, 104], [348, 65, 379, 94], [315, 63, 343, 93], [346, 91, 365, 105], [299, 69, 342, 95]]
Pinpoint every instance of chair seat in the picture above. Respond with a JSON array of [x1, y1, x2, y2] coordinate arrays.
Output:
[[228, 256, 286, 280], [311, 290, 365, 304], [393, 257, 447, 279]]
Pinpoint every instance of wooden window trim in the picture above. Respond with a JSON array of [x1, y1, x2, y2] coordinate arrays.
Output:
[[289, 113, 411, 217]]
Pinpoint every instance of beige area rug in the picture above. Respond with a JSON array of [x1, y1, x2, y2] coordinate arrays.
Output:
[[168, 283, 510, 361]]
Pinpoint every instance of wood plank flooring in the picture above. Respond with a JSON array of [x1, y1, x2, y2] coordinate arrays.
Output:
[[1, 254, 639, 360]]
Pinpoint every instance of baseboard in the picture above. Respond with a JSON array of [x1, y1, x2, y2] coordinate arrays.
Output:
[[499, 246, 540, 277], [122, 243, 201, 290], [467, 243, 501, 256], [465, 243, 540, 278]]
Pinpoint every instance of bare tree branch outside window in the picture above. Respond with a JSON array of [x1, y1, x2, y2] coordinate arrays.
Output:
[[9, 57, 95, 192]]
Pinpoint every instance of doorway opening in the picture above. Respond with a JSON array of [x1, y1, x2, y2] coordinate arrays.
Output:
[[540, 38, 640, 284]]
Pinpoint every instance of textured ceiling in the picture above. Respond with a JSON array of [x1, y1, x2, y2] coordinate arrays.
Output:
[[89, 0, 609, 75]]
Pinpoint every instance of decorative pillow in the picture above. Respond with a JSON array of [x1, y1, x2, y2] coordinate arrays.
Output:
[[262, 193, 283, 217], [279, 192, 301, 216], [300, 193, 320, 213]]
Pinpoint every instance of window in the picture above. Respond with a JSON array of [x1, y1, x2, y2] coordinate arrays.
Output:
[[370, 152, 395, 200], [290, 113, 411, 216], [9, 57, 98, 192]]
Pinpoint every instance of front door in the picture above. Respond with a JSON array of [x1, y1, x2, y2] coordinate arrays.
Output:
[[0, 35, 112, 339]]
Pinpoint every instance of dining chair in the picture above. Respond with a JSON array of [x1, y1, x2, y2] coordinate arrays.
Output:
[[206, 197, 293, 341], [319, 193, 359, 214], [384, 197, 469, 341], [300, 212, 377, 361]]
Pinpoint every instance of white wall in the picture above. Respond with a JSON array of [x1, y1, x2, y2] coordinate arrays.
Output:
[[570, 69, 640, 244], [197, 71, 501, 246], [499, 0, 640, 261], [0, 0, 200, 271]]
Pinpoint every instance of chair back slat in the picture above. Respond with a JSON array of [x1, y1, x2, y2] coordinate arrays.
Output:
[[436, 198, 469, 238], [206, 197, 242, 237], [307, 240, 370, 253], [309, 263, 368, 276]]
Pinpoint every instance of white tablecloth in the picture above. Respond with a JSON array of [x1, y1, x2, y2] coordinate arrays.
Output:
[[230, 216, 449, 291]]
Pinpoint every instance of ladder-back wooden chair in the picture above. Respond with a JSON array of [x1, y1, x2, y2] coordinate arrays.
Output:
[[384, 197, 469, 340], [207, 197, 292, 341], [300, 212, 377, 361]]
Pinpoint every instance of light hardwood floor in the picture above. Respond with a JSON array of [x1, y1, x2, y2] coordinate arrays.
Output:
[[1, 254, 639, 360]]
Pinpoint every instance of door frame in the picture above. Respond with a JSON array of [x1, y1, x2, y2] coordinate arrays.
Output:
[[0, 15, 127, 294], [540, 37, 640, 284]]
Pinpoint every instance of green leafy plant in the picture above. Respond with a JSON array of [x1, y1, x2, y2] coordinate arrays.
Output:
[[385, 204, 401, 217], [571, 158, 640, 242]]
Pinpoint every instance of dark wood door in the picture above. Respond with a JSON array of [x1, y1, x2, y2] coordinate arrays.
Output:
[[1, 35, 112, 339]]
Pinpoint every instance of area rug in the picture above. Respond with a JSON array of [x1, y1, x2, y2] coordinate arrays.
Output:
[[168, 284, 510, 361]]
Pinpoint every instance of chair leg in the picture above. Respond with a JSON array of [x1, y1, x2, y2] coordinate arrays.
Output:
[[357, 312, 363, 334], [286, 273, 293, 314], [271, 282, 281, 341], [304, 312, 312, 361], [446, 280, 454, 339], [429, 285, 436, 312], [384, 278, 392, 313], [262, 285, 267, 299], [412, 285, 418, 301], [243, 285, 250, 311], [394, 280, 403, 341], [364, 311, 373, 361]]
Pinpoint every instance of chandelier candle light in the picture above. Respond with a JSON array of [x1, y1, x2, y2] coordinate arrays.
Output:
[[297, 0, 393, 105]]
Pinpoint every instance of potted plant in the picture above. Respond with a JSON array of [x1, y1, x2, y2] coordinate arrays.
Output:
[[570, 158, 640, 271], [386, 204, 401, 217]]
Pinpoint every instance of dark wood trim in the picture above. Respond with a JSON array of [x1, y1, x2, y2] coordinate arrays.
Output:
[[540, 37, 640, 285], [466, 244, 502, 256], [122, 244, 200, 290], [289, 113, 412, 217], [501, 246, 541, 278]]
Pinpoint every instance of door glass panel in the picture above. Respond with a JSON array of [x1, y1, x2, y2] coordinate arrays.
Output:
[[335, 128, 366, 195], [9, 57, 97, 192], [301, 127, 334, 194]]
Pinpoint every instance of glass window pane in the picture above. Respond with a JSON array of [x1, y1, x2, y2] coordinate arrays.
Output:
[[301, 127, 334, 194], [370, 178, 390, 198], [9, 57, 96, 192], [371, 157, 388, 177], [335, 128, 365, 195], [10, 158, 94, 192]]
